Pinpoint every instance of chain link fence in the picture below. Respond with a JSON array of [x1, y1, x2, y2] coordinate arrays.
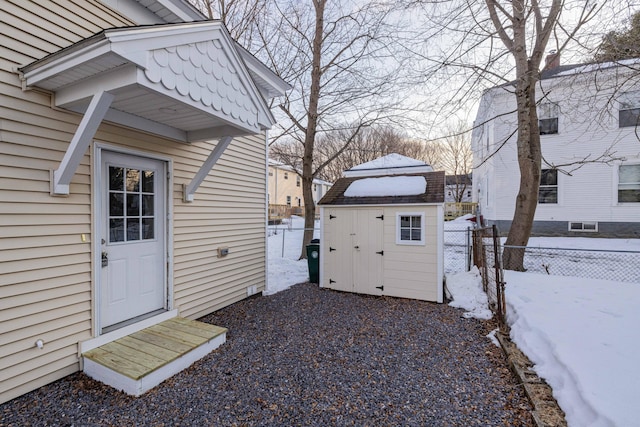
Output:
[[444, 228, 472, 274], [503, 245, 640, 284], [471, 226, 506, 328]]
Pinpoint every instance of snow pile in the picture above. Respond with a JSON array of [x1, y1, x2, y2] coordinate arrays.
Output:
[[506, 271, 640, 427], [445, 267, 493, 320], [347, 153, 429, 170], [344, 176, 426, 197]]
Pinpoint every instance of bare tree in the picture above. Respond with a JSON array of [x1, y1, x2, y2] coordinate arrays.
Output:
[[407, 0, 609, 270], [188, 0, 265, 43], [255, 1, 415, 259], [435, 121, 472, 202]]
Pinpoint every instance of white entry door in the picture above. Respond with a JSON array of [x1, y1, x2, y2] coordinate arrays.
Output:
[[100, 151, 167, 330]]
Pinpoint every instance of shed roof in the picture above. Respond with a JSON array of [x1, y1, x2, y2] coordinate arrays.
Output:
[[318, 171, 444, 206]]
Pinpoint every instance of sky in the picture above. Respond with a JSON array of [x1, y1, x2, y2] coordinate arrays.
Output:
[[268, 215, 640, 426]]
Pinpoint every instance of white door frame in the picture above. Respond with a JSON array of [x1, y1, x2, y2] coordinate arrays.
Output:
[[92, 142, 174, 336]]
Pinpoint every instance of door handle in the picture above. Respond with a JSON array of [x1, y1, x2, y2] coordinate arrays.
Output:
[[354, 245, 359, 249], [101, 251, 108, 267]]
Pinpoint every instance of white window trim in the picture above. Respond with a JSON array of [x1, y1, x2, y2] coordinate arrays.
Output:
[[568, 221, 598, 232], [538, 168, 559, 205], [615, 162, 640, 204], [396, 212, 426, 246]]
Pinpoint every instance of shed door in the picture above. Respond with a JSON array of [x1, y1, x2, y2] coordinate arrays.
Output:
[[353, 209, 384, 296], [99, 151, 167, 331], [323, 209, 353, 292]]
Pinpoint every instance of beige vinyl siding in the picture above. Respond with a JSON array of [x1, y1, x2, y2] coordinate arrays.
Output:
[[321, 205, 441, 302], [1, 0, 267, 403], [382, 206, 440, 301]]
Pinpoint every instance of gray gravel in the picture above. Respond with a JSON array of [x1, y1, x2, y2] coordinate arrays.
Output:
[[2, 283, 533, 426]]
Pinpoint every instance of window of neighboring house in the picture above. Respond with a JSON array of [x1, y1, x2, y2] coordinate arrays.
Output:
[[619, 92, 640, 128], [396, 213, 425, 245], [286, 196, 291, 207], [539, 169, 558, 204], [467, 190, 471, 198], [284, 172, 288, 179], [296, 176, 301, 187], [569, 221, 598, 232], [268, 170, 273, 176], [538, 102, 559, 135], [297, 198, 301, 207], [618, 164, 640, 202]]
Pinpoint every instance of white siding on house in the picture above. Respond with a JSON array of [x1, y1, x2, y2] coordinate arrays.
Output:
[[1, 0, 269, 403], [472, 65, 640, 229]]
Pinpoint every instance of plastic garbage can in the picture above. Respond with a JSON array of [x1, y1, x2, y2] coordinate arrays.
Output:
[[306, 239, 320, 283]]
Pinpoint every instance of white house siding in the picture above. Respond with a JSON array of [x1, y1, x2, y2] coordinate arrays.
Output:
[[1, 0, 268, 403], [472, 65, 640, 236]]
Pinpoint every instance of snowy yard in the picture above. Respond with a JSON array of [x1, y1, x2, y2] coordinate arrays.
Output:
[[269, 216, 640, 426]]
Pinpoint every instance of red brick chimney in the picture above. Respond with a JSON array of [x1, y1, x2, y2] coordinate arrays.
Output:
[[544, 50, 560, 70]]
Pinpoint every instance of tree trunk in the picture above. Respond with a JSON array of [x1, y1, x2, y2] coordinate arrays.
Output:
[[503, 74, 542, 271], [298, 0, 325, 260]]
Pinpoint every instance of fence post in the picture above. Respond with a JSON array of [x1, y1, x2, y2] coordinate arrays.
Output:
[[466, 227, 471, 272]]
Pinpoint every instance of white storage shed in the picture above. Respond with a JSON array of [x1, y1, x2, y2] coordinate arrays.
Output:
[[318, 155, 445, 302]]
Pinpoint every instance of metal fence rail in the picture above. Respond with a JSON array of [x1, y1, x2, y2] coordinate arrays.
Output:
[[504, 245, 640, 284]]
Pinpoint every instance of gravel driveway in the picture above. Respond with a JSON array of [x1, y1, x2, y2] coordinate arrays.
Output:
[[2, 283, 533, 426]]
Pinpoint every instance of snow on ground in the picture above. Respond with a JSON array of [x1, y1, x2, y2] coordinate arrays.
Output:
[[445, 267, 492, 320], [268, 214, 640, 426], [265, 216, 317, 295], [505, 272, 640, 427]]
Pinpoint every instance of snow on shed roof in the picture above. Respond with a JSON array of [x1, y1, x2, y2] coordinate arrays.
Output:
[[343, 153, 433, 177], [344, 176, 426, 197]]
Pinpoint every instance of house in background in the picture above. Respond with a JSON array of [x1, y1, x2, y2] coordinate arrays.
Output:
[[1, 0, 288, 402], [268, 159, 332, 220], [319, 154, 445, 302], [444, 174, 475, 220], [472, 55, 640, 237], [445, 174, 472, 203]]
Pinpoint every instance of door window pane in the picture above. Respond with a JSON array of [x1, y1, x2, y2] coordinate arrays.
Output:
[[110, 219, 124, 242], [126, 169, 140, 192], [142, 170, 154, 193], [127, 193, 140, 216], [109, 193, 124, 216], [127, 218, 140, 241], [142, 218, 155, 239], [109, 167, 124, 191]]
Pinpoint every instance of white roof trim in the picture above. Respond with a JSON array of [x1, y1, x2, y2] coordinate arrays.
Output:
[[20, 21, 287, 142]]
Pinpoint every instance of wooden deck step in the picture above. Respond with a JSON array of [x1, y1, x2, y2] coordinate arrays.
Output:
[[82, 317, 227, 396]]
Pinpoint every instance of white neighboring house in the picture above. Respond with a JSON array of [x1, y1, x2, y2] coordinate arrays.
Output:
[[472, 56, 640, 237]]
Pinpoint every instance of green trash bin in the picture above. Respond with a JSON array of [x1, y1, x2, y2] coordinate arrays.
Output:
[[306, 239, 320, 283]]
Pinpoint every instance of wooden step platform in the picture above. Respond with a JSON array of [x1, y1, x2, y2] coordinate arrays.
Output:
[[82, 317, 227, 396]]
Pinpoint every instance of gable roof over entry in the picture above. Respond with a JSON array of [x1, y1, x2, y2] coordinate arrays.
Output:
[[19, 20, 289, 143]]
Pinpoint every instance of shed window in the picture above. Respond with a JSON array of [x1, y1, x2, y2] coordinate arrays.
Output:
[[618, 164, 640, 202], [538, 102, 559, 135], [396, 213, 425, 245], [539, 169, 558, 204]]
